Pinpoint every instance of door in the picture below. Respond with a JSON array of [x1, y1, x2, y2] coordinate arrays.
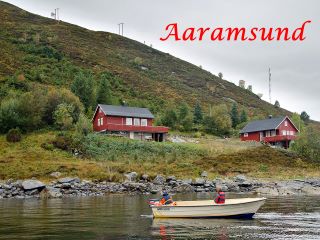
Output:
[[260, 132, 264, 141], [129, 132, 134, 139]]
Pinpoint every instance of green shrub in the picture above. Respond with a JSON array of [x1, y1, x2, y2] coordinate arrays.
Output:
[[259, 164, 269, 172], [6, 128, 22, 143], [41, 142, 54, 151], [52, 133, 75, 151]]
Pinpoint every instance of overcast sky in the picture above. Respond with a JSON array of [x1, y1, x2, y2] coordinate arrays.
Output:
[[4, 0, 320, 120]]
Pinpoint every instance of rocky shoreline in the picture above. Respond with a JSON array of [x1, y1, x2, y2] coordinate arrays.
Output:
[[1, 172, 320, 199]]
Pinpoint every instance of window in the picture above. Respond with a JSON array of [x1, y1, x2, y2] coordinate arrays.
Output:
[[97, 118, 103, 126], [282, 130, 287, 135], [284, 120, 288, 127], [244, 133, 248, 137], [134, 118, 140, 126], [126, 118, 132, 125], [141, 119, 147, 126], [271, 130, 276, 136]]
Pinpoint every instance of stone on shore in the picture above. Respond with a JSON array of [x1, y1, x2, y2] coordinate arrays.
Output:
[[176, 183, 194, 193], [124, 172, 138, 182], [153, 175, 165, 185], [22, 180, 45, 191], [50, 172, 62, 178], [58, 177, 80, 184], [201, 171, 208, 178], [193, 178, 205, 186]]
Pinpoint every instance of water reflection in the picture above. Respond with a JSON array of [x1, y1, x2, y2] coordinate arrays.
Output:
[[0, 194, 319, 239]]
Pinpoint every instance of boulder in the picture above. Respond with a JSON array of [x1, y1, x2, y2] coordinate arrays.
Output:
[[124, 172, 138, 182], [50, 172, 62, 178], [195, 187, 205, 192], [22, 180, 45, 191], [221, 185, 229, 192], [150, 188, 161, 194], [153, 175, 165, 185], [176, 183, 194, 193], [234, 175, 247, 183], [141, 174, 149, 181], [58, 177, 80, 184], [193, 178, 205, 186], [201, 171, 208, 178], [182, 179, 192, 185], [166, 175, 176, 182], [238, 181, 253, 188]]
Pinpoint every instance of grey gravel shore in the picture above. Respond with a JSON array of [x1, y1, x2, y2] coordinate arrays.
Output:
[[1, 173, 320, 199]]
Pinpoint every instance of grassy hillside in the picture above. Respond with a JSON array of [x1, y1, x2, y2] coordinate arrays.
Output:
[[0, 1, 291, 118], [1, 131, 319, 181]]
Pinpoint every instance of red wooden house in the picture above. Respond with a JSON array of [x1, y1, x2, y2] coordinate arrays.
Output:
[[240, 116, 299, 148], [92, 104, 169, 142]]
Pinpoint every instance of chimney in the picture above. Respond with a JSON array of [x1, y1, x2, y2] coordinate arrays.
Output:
[[268, 115, 273, 119]]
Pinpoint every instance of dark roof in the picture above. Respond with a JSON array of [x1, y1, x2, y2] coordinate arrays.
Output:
[[240, 116, 286, 133], [98, 104, 154, 119]]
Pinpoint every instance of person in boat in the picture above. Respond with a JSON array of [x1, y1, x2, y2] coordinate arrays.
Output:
[[215, 186, 225, 204], [159, 191, 173, 205]]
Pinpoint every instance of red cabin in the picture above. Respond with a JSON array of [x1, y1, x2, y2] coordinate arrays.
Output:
[[92, 104, 169, 142], [240, 116, 299, 148]]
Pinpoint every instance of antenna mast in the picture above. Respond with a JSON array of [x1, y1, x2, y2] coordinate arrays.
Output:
[[118, 23, 124, 36], [269, 67, 272, 103]]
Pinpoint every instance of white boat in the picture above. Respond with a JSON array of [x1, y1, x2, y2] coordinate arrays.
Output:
[[150, 197, 266, 219]]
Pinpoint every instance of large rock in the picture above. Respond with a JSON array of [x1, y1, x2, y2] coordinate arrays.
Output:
[[124, 172, 138, 182], [153, 175, 165, 185], [58, 177, 80, 184], [182, 179, 192, 185], [22, 180, 45, 191], [50, 172, 62, 178], [176, 183, 194, 193], [141, 174, 149, 181], [234, 175, 247, 183], [166, 175, 176, 182], [201, 171, 208, 178], [193, 178, 205, 186]]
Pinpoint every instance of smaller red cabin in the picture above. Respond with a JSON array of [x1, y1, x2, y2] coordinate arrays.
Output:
[[92, 104, 169, 142], [240, 116, 299, 148]]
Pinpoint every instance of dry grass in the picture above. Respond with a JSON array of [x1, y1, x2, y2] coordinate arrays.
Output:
[[1, 131, 318, 181]]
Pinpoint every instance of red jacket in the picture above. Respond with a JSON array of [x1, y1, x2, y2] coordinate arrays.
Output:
[[215, 191, 225, 204]]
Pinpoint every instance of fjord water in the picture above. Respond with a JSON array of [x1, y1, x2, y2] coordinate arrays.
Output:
[[0, 193, 319, 240]]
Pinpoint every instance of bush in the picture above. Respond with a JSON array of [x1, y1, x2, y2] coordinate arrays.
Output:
[[6, 128, 22, 143], [52, 133, 75, 151]]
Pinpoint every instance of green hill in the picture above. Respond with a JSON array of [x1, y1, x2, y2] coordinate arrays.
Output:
[[0, 1, 290, 118]]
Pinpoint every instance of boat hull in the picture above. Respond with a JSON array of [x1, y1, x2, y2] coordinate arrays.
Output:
[[151, 198, 266, 218]]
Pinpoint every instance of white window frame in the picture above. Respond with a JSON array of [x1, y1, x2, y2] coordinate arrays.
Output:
[[134, 118, 140, 126], [126, 118, 132, 126], [282, 130, 287, 135], [284, 120, 288, 127], [244, 133, 248, 137], [100, 117, 103, 126], [141, 119, 147, 126], [97, 118, 100, 126]]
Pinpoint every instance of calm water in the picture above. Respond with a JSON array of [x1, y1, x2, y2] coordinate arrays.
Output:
[[0, 193, 319, 240]]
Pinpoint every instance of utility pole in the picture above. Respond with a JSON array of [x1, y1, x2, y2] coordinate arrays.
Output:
[[118, 23, 124, 36], [269, 67, 272, 104], [51, 8, 60, 21]]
